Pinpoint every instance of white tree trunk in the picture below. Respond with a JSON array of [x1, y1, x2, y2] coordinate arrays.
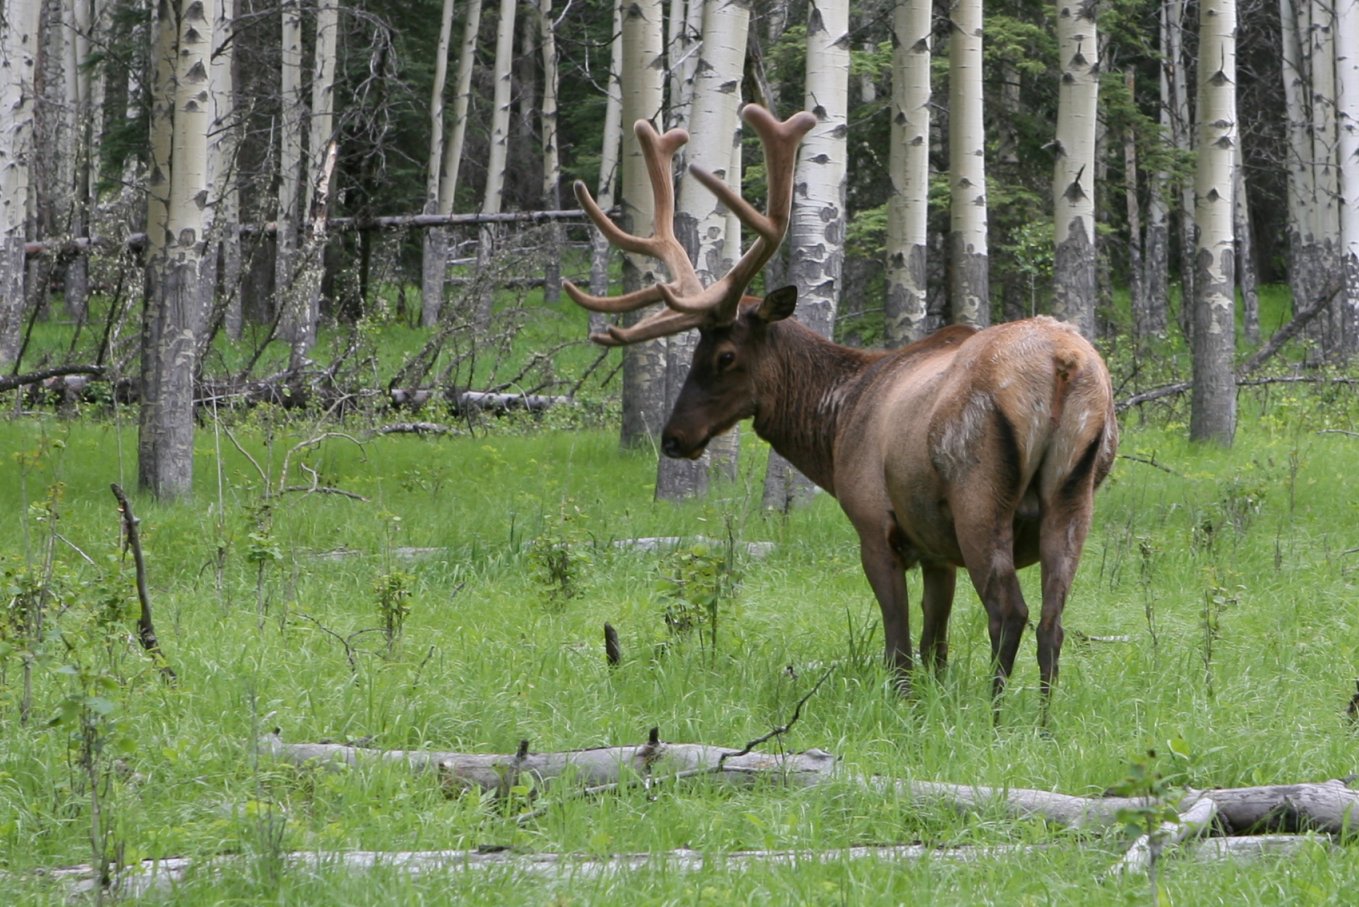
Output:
[[539, 0, 562, 304], [618, 0, 668, 449], [211, 0, 242, 340], [1234, 140, 1259, 343], [0, 0, 41, 366], [788, 0, 848, 341], [438, 0, 482, 215], [475, 0, 518, 323], [425, 0, 456, 214], [667, 0, 704, 134], [286, 0, 339, 366], [657, 0, 750, 503], [305, 1, 339, 227], [1167, 0, 1195, 335], [1051, 0, 1099, 337], [483, 0, 517, 220], [427, 0, 483, 326], [948, 0, 989, 327], [1141, 0, 1175, 339], [588, 0, 625, 316], [1278, 0, 1315, 324], [1189, 0, 1237, 445], [762, 0, 849, 510], [64, 0, 93, 322], [139, 0, 215, 498], [275, 0, 304, 336], [420, 0, 457, 327], [1338, 0, 1359, 355], [884, 0, 932, 346], [1124, 71, 1145, 341], [1308, 0, 1342, 354]]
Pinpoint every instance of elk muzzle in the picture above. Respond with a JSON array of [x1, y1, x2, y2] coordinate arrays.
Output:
[[660, 424, 707, 460]]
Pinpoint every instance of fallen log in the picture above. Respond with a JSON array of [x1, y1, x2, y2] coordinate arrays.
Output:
[[258, 733, 839, 794], [8, 365, 575, 421], [451, 390, 572, 415], [39, 834, 1333, 899], [1108, 797, 1218, 877], [0, 364, 107, 393], [612, 537, 776, 559], [259, 734, 1359, 835]]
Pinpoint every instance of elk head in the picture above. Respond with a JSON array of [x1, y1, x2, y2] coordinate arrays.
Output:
[[563, 105, 817, 457]]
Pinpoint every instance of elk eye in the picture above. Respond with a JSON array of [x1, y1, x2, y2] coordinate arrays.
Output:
[[717, 351, 736, 370]]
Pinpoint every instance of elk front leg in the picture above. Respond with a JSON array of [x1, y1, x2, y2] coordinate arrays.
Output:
[[858, 534, 912, 688], [918, 564, 957, 677]]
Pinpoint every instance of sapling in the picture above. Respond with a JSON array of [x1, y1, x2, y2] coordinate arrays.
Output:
[[1109, 748, 1186, 897]]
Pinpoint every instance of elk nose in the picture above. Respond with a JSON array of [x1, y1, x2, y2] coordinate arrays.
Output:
[[661, 435, 684, 459]]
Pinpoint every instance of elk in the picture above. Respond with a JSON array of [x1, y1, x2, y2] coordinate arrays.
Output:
[[564, 105, 1119, 715]]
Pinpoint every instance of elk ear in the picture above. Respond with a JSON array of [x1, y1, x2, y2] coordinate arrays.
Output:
[[753, 286, 798, 324]]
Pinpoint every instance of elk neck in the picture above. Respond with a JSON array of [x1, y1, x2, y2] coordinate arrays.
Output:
[[749, 319, 887, 494]]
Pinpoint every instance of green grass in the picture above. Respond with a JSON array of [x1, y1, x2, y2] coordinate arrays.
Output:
[[3, 290, 1359, 903]]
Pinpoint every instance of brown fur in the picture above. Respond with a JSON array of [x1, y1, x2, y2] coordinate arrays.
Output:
[[665, 304, 1118, 715]]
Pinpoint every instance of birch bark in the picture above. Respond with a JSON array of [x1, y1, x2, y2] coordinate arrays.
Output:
[[475, 0, 518, 324], [0, 0, 41, 365], [426, 0, 484, 325], [618, 0, 668, 449], [1052, 0, 1098, 337], [1189, 0, 1237, 445], [1278, 0, 1314, 325], [884, 0, 932, 346], [588, 0, 624, 322], [421, 0, 457, 326], [1167, 0, 1195, 335], [948, 0, 989, 327], [285, 0, 339, 365], [211, 0, 242, 340], [657, 0, 750, 502], [540, 0, 563, 304], [1338, 0, 1359, 354], [1307, 0, 1341, 353], [763, 0, 849, 510], [139, 0, 215, 497], [275, 0, 304, 337], [1141, 0, 1174, 339]]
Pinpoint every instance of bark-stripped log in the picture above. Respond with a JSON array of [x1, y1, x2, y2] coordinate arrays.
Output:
[[44, 834, 1332, 899], [259, 735, 1359, 835]]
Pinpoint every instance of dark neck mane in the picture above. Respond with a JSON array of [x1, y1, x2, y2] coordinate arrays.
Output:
[[750, 320, 885, 494]]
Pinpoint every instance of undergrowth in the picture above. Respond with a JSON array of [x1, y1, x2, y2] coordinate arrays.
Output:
[[2, 288, 1359, 903]]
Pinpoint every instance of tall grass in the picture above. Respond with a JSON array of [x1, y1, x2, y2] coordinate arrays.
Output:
[[3, 296, 1359, 902]]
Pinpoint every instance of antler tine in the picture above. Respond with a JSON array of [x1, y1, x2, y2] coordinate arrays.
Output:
[[661, 106, 817, 318], [563, 277, 664, 314], [566, 121, 701, 320], [588, 308, 708, 347]]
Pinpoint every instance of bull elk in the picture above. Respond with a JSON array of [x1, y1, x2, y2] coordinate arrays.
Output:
[[564, 105, 1118, 715]]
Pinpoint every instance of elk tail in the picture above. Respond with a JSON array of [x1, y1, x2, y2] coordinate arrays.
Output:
[[1049, 349, 1081, 429]]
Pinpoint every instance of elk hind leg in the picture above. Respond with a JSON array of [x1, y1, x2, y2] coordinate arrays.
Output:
[[1036, 487, 1095, 720], [918, 564, 957, 678], [956, 509, 1029, 702]]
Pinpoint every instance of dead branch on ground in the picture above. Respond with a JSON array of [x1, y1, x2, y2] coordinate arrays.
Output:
[[109, 484, 177, 682]]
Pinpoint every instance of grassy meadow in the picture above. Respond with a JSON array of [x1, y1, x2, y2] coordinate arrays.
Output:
[[3, 290, 1359, 903]]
